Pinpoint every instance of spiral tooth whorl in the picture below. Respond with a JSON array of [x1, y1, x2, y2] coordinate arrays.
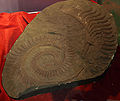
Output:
[[2, 0, 118, 98]]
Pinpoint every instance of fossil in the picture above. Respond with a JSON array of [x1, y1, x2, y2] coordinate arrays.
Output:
[[2, 0, 118, 99]]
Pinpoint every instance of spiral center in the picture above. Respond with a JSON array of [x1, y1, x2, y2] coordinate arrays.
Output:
[[36, 54, 56, 70]]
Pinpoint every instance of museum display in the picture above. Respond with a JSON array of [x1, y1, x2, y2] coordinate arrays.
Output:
[[2, 0, 118, 99]]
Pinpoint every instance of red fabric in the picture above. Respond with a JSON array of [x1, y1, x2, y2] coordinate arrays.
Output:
[[0, 11, 120, 101], [91, 0, 97, 4]]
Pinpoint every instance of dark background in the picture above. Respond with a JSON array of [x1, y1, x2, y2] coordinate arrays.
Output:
[[0, 0, 101, 13]]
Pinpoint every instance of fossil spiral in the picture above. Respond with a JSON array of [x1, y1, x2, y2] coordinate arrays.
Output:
[[2, 0, 118, 99]]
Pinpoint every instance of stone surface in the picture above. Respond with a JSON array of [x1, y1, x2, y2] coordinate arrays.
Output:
[[2, 0, 118, 99], [102, 0, 120, 44]]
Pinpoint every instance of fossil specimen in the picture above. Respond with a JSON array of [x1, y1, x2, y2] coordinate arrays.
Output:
[[2, 0, 118, 99]]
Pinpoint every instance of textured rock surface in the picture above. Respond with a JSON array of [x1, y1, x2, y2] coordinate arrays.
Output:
[[102, 0, 120, 44], [2, 0, 118, 99]]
